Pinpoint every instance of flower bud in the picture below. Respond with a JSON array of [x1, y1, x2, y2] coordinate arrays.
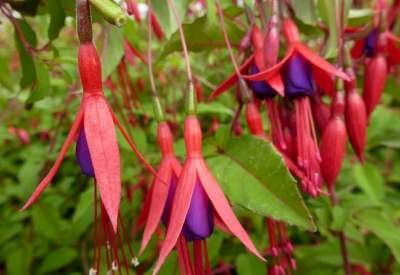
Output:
[[363, 53, 387, 118], [320, 94, 346, 187], [345, 89, 367, 162]]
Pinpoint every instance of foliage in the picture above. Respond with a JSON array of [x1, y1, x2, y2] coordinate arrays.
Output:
[[0, 0, 400, 274]]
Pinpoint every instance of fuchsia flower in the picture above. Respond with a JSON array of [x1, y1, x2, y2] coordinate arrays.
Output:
[[152, 115, 264, 274], [243, 18, 349, 95], [21, 42, 155, 232], [140, 121, 182, 253]]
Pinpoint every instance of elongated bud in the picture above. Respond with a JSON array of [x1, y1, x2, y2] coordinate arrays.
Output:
[[263, 15, 279, 67], [320, 94, 346, 188], [363, 53, 387, 118], [345, 88, 367, 162], [239, 27, 252, 52], [149, 10, 164, 40], [282, 18, 300, 44], [127, 0, 141, 22], [251, 25, 263, 50], [245, 102, 264, 137], [311, 94, 331, 132]]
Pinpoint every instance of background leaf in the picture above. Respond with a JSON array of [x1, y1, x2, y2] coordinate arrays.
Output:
[[207, 135, 315, 230]]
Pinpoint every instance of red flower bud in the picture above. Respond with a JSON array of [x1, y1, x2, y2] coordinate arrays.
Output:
[[282, 18, 300, 44], [127, 0, 141, 22], [149, 10, 164, 40], [320, 94, 347, 188], [363, 53, 387, 118], [345, 88, 367, 162], [239, 27, 252, 52], [263, 15, 279, 68], [251, 25, 263, 50], [311, 95, 331, 132]]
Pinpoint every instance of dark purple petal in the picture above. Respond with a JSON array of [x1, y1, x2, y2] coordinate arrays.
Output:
[[183, 179, 214, 241], [284, 54, 315, 97], [161, 173, 178, 225], [364, 29, 379, 57], [247, 64, 277, 99], [76, 128, 95, 177]]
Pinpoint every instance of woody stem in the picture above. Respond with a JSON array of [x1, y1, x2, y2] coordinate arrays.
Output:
[[76, 0, 93, 43]]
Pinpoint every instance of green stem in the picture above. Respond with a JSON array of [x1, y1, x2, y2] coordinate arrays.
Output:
[[186, 83, 197, 115], [153, 96, 165, 122], [89, 0, 127, 27]]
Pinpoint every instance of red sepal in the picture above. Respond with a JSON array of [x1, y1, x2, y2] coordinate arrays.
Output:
[[21, 107, 84, 210], [208, 54, 254, 100], [84, 96, 121, 231]]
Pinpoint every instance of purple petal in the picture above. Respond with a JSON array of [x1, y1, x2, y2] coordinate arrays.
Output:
[[75, 128, 95, 177], [248, 64, 277, 99], [364, 29, 379, 57], [284, 54, 315, 97], [183, 179, 214, 241], [161, 173, 178, 225]]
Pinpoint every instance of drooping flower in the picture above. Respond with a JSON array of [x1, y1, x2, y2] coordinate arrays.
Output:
[[21, 42, 155, 232], [152, 115, 264, 274], [140, 121, 182, 253], [243, 18, 349, 96]]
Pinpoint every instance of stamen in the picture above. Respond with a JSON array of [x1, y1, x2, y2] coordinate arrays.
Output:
[[111, 260, 118, 271], [131, 257, 140, 267]]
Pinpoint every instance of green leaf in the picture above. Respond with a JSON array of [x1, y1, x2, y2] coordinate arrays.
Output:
[[197, 102, 234, 117], [101, 26, 124, 80], [6, 245, 33, 275], [354, 209, 400, 263], [160, 16, 244, 59], [353, 163, 384, 204], [26, 60, 51, 105], [236, 254, 267, 275], [207, 135, 316, 230], [292, 0, 317, 25], [152, 0, 190, 39], [14, 19, 37, 89], [38, 247, 78, 273], [348, 8, 374, 27], [318, 0, 338, 59], [71, 186, 94, 237], [47, 0, 66, 40], [31, 201, 66, 241]]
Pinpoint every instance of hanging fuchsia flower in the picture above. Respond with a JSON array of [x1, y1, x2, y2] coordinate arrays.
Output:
[[21, 42, 155, 232], [152, 115, 264, 274], [242, 19, 349, 95], [140, 121, 182, 253]]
